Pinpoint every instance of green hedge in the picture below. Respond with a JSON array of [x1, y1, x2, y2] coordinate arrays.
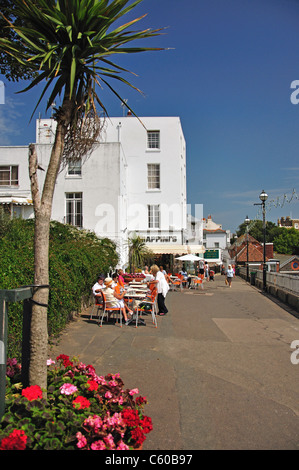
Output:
[[0, 218, 118, 360]]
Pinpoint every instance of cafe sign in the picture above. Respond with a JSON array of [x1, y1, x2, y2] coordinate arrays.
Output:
[[204, 249, 219, 259], [141, 235, 178, 243]]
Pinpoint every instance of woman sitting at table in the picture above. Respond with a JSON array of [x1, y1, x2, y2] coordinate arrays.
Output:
[[117, 269, 125, 287], [104, 273, 133, 322], [149, 264, 169, 316]]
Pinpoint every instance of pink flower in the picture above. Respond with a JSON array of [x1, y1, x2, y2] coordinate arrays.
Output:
[[104, 433, 115, 449], [91, 440, 106, 450], [105, 412, 123, 427], [105, 391, 112, 399], [83, 415, 103, 432], [98, 376, 107, 385], [129, 388, 139, 396], [117, 441, 130, 450], [47, 358, 55, 366], [109, 380, 118, 387], [60, 383, 78, 395], [76, 432, 87, 449]]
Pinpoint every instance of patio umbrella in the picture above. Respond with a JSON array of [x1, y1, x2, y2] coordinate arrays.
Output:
[[176, 254, 203, 261]]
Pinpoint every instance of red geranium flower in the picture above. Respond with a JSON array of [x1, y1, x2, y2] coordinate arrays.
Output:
[[131, 427, 146, 447], [121, 409, 140, 427], [136, 396, 147, 406], [0, 429, 27, 450], [87, 379, 98, 392], [140, 416, 153, 433], [72, 396, 91, 410], [22, 385, 43, 401], [56, 354, 73, 368]]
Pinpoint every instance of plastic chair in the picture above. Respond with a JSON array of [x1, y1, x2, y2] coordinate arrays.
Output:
[[135, 287, 158, 328], [193, 277, 203, 290], [99, 291, 123, 328], [90, 292, 104, 321], [178, 274, 188, 288], [171, 277, 182, 291]]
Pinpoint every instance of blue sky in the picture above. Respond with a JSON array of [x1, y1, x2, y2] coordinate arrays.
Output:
[[1, 0, 299, 233]]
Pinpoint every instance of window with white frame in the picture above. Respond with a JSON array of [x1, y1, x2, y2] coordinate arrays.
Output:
[[147, 130, 160, 149], [67, 160, 82, 176], [0, 165, 18, 186], [66, 192, 83, 227], [147, 164, 160, 189], [148, 204, 160, 228]]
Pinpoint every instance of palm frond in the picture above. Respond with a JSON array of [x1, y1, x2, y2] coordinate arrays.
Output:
[[0, 0, 166, 121]]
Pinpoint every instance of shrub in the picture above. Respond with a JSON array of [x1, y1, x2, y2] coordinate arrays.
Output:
[[0, 219, 118, 359]]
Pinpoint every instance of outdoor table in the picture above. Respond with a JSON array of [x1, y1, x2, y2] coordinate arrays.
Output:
[[124, 292, 147, 326], [128, 285, 148, 292], [129, 282, 147, 287], [124, 292, 147, 300]]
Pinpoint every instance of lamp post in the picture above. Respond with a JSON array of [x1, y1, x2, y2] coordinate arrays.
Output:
[[244, 215, 250, 282], [254, 190, 268, 291]]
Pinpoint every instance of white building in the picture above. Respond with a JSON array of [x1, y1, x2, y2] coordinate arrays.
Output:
[[0, 115, 204, 267], [202, 215, 231, 266]]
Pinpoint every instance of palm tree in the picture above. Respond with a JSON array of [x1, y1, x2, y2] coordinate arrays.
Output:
[[128, 234, 152, 272], [0, 0, 164, 391]]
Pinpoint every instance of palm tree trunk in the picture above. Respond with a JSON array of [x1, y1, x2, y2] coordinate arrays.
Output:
[[28, 117, 68, 392]]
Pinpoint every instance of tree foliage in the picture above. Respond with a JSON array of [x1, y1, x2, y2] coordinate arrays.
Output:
[[127, 234, 152, 272], [0, 218, 118, 360], [236, 219, 299, 254], [272, 228, 299, 255], [0, 0, 164, 120], [0, 0, 38, 81]]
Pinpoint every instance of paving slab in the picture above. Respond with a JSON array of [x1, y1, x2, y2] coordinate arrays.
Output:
[[49, 275, 299, 450]]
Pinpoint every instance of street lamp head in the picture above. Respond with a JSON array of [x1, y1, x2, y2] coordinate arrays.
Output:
[[259, 190, 268, 202], [245, 215, 250, 225]]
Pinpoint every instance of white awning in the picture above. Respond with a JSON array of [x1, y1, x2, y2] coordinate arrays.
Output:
[[0, 196, 33, 205], [146, 244, 205, 255]]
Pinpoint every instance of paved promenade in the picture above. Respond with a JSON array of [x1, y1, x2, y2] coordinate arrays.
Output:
[[50, 275, 299, 450]]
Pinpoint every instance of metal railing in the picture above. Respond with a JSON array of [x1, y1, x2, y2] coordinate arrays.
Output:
[[0, 285, 49, 420], [239, 267, 299, 295]]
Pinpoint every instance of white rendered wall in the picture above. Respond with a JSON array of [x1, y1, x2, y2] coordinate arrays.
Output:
[[104, 116, 187, 238]]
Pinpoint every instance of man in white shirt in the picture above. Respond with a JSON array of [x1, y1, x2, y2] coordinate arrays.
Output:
[[92, 275, 104, 296]]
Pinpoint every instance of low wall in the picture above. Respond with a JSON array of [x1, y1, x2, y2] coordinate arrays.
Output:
[[239, 267, 299, 314]]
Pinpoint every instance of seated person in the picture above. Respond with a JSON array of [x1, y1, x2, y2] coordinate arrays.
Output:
[[112, 272, 121, 290], [179, 267, 188, 287], [142, 266, 150, 275], [180, 267, 192, 288], [92, 275, 104, 298], [103, 277, 133, 325], [117, 269, 125, 287]]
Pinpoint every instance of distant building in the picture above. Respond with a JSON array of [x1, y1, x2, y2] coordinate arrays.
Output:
[[279, 255, 299, 273], [229, 233, 275, 270], [201, 215, 231, 266], [277, 216, 299, 230]]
